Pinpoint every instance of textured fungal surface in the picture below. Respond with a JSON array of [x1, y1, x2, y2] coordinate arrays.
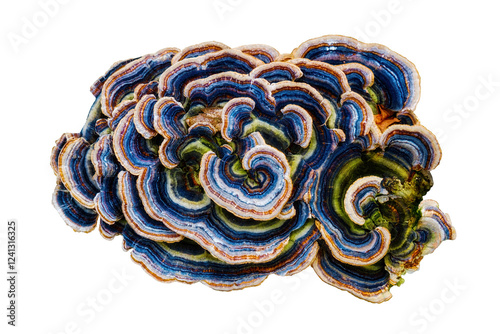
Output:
[[51, 35, 455, 302]]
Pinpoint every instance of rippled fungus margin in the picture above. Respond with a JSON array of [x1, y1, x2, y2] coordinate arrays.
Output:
[[51, 35, 455, 303]]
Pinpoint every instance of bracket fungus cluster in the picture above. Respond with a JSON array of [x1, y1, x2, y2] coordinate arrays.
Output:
[[51, 35, 455, 302]]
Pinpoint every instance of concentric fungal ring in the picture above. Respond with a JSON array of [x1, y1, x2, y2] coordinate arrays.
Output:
[[51, 35, 455, 302]]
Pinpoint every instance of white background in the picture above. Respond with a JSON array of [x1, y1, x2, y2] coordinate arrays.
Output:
[[1, 0, 498, 333]]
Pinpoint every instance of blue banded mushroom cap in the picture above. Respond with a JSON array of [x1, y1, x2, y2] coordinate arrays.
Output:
[[51, 36, 454, 302]]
